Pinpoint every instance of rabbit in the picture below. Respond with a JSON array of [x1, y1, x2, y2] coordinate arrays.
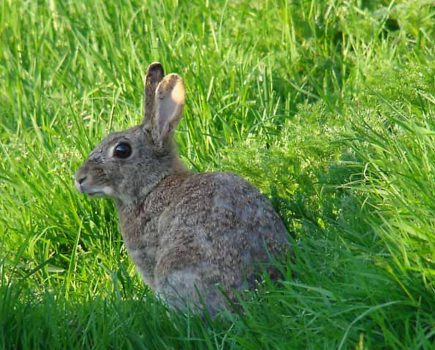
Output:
[[75, 62, 289, 315]]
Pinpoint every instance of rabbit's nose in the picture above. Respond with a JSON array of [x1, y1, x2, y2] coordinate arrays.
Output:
[[75, 173, 88, 193], [77, 175, 87, 184]]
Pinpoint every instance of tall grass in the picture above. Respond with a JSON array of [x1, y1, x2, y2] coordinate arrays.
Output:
[[0, 0, 434, 348]]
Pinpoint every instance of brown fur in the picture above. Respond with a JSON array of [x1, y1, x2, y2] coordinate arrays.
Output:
[[75, 63, 289, 315]]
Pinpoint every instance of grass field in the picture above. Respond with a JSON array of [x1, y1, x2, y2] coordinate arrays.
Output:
[[0, 0, 434, 348]]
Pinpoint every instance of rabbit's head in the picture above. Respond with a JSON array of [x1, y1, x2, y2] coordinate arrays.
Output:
[[74, 63, 186, 205]]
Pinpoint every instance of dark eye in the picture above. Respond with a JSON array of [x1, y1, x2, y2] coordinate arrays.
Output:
[[113, 143, 132, 159]]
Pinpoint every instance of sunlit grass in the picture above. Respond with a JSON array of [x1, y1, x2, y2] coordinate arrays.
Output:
[[0, 0, 434, 349]]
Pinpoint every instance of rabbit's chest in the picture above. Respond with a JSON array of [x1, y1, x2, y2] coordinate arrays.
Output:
[[116, 174, 191, 286], [118, 207, 164, 286]]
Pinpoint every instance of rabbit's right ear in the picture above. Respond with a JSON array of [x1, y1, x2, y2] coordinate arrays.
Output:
[[143, 62, 164, 129], [151, 74, 185, 147]]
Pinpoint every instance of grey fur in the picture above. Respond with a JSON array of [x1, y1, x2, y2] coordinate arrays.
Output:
[[75, 63, 289, 315]]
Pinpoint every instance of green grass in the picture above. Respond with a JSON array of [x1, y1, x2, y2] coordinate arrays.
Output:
[[0, 0, 434, 348]]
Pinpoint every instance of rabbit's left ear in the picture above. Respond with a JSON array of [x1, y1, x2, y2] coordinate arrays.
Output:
[[143, 62, 164, 129], [151, 73, 185, 147]]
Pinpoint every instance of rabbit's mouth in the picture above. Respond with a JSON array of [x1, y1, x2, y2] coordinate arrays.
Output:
[[75, 179, 113, 197], [86, 186, 114, 197], [88, 191, 106, 197]]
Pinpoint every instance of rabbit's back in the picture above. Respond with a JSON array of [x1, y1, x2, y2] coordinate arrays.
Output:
[[157, 172, 287, 276]]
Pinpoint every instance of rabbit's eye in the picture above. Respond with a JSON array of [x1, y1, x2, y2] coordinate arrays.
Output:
[[113, 143, 132, 159]]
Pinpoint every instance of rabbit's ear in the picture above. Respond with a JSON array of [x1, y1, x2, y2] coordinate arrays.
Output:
[[143, 62, 164, 128], [152, 73, 185, 146]]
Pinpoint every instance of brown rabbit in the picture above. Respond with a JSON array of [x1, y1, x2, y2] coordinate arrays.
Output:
[[75, 63, 289, 315]]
